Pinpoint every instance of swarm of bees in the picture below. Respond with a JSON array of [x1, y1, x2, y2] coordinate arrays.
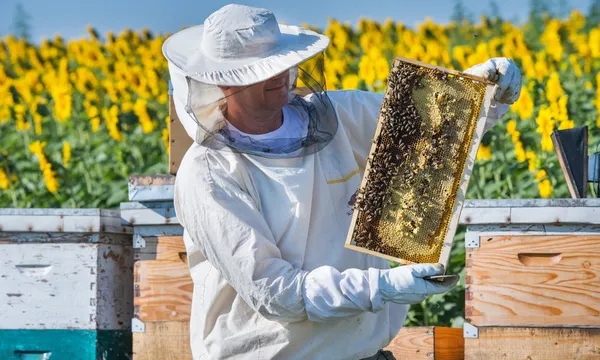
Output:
[[350, 58, 488, 264]]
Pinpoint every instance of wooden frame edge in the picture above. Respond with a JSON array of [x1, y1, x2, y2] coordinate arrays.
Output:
[[345, 59, 493, 269], [393, 56, 496, 86]]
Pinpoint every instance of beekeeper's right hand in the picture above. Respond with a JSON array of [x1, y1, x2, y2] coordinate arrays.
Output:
[[374, 263, 459, 306]]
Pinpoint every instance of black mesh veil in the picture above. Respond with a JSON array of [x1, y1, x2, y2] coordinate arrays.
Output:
[[183, 52, 338, 158]]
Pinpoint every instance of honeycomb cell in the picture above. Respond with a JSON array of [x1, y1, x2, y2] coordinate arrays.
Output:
[[348, 57, 489, 264]]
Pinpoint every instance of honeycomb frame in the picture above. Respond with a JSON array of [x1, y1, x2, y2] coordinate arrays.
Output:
[[344, 56, 494, 267]]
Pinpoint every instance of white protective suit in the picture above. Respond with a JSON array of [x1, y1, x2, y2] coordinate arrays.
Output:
[[174, 77, 516, 360], [169, 6, 521, 359], [175, 90, 405, 359]]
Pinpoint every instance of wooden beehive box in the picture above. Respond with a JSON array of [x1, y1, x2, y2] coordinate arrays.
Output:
[[168, 81, 194, 175], [122, 175, 193, 360], [459, 199, 600, 360], [345, 57, 494, 267], [385, 327, 464, 359], [0, 208, 133, 360], [125, 175, 470, 359]]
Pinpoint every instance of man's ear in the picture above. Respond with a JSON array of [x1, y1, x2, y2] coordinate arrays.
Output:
[[218, 85, 231, 92]]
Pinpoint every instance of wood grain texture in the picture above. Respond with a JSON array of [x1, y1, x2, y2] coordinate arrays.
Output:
[[132, 321, 192, 360], [121, 207, 179, 226], [460, 199, 600, 225], [96, 244, 134, 330], [384, 326, 463, 359], [0, 243, 133, 330], [434, 327, 464, 360], [462, 198, 600, 208], [466, 235, 600, 327], [133, 225, 184, 238], [0, 243, 97, 329], [134, 259, 192, 321], [385, 327, 435, 359], [0, 210, 131, 234], [129, 175, 175, 187], [0, 232, 131, 245], [134, 236, 186, 262], [168, 95, 194, 175], [465, 327, 600, 360], [464, 224, 600, 237]]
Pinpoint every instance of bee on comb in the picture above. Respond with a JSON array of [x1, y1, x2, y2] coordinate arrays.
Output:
[[345, 57, 494, 267]]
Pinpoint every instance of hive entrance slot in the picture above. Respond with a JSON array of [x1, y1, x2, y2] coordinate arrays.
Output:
[[517, 253, 563, 267]]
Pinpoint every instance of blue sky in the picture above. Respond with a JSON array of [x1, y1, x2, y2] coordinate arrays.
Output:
[[0, 0, 594, 41]]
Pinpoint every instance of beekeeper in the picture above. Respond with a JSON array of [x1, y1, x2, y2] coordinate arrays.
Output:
[[164, 4, 521, 359]]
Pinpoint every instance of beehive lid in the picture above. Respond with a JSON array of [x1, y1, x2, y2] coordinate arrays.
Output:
[[0, 208, 132, 234], [120, 201, 180, 227], [345, 57, 494, 267]]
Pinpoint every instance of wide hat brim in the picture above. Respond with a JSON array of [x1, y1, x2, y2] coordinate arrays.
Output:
[[162, 24, 330, 87]]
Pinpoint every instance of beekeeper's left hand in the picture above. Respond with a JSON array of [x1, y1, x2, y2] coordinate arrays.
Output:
[[464, 57, 522, 132]]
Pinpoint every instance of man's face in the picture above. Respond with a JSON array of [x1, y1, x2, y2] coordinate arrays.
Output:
[[221, 71, 290, 113]]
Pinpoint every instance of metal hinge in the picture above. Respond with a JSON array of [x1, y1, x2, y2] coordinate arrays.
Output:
[[465, 232, 480, 248], [131, 318, 145, 333], [464, 323, 478, 338], [133, 234, 146, 249]]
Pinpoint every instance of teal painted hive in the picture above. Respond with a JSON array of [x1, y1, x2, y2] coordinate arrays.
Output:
[[0, 329, 131, 360], [0, 209, 134, 359]]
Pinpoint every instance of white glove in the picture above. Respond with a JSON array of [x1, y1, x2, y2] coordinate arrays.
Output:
[[464, 57, 522, 132], [373, 263, 459, 307]]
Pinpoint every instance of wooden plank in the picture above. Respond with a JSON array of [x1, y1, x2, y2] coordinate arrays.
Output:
[[169, 95, 194, 175], [0, 215, 65, 232], [0, 232, 132, 245], [384, 327, 434, 359], [0, 243, 97, 329], [0, 211, 131, 234], [510, 207, 600, 225], [133, 225, 184, 238], [394, 56, 495, 85], [465, 224, 600, 236], [384, 326, 464, 359], [0, 232, 96, 244], [434, 327, 464, 360], [0, 208, 109, 216], [0, 243, 133, 330], [134, 259, 192, 322], [466, 235, 600, 327], [121, 202, 179, 226], [460, 199, 600, 225], [130, 175, 176, 187], [96, 244, 134, 330], [121, 201, 175, 210], [465, 327, 600, 359], [128, 175, 175, 202], [463, 199, 600, 208], [134, 236, 186, 262], [121, 208, 179, 226], [132, 321, 192, 360], [64, 215, 131, 234], [459, 207, 511, 225]]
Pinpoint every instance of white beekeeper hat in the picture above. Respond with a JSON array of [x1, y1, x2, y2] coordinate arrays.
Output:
[[162, 4, 337, 157], [163, 3, 330, 86]]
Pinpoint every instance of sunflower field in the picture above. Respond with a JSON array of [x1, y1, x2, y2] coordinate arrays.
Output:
[[1, 8, 600, 327]]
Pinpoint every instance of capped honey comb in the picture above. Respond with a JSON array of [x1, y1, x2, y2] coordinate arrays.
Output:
[[345, 57, 493, 266]]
